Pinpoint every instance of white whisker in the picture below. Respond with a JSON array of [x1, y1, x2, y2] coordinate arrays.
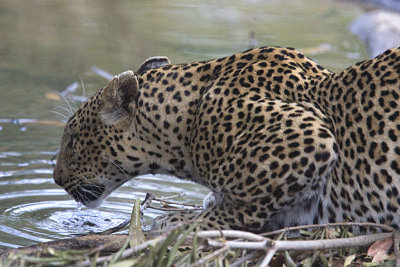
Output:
[[54, 104, 73, 118], [50, 110, 69, 120], [79, 76, 86, 100], [62, 93, 78, 111], [57, 93, 75, 116]]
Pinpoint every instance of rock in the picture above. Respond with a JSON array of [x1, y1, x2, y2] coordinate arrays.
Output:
[[350, 10, 400, 57]]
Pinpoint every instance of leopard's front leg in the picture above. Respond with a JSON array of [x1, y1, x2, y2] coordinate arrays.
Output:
[[152, 191, 322, 232]]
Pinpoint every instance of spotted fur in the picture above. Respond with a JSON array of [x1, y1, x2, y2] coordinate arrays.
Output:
[[53, 46, 400, 232]]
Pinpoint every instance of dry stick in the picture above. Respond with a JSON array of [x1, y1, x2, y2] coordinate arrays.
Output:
[[206, 232, 393, 251], [147, 205, 202, 212], [262, 222, 395, 237], [207, 232, 394, 267], [154, 197, 202, 209], [139, 192, 201, 211], [140, 192, 156, 213], [230, 251, 263, 267], [197, 230, 265, 241], [138, 192, 202, 211], [154, 192, 186, 200], [196, 230, 396, 266], [258, 248, 277, 267]]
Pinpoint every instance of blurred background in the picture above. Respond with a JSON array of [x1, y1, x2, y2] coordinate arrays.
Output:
[[0, 0, 394, 247]]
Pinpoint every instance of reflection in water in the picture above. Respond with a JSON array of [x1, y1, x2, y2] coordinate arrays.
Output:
[[0, 0, 366, 247]]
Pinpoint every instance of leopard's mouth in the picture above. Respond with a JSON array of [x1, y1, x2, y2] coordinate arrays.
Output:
[[70, 183, 106, 208]]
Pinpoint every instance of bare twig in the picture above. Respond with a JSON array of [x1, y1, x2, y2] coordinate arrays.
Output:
[[230, 251, 262, 267], [147, 204, 203, 212], [259, 248, 277, 267], [140, 192, 156, 213], [197, 230, 265, 241], [135, 192, 202, 212], [155, 192, 186, 200], [262, 222, 395, 237], [205, 232, 393, 251], [155, 198, 202, 209]]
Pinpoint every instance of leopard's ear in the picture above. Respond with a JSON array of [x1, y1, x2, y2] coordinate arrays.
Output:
[[136, 56, 171, 75], [100, 70, 138, 125]]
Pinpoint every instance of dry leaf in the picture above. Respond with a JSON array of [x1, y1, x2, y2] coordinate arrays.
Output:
[[343, 254, 356, 267], [371, 250, 390, 263], [367, 237, 393, 261]]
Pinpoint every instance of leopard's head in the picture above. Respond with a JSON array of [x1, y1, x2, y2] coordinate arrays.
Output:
[[53, 57, 170, 207]]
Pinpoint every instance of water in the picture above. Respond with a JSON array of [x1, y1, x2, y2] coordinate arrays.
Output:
[[0, 0, 366, 247]]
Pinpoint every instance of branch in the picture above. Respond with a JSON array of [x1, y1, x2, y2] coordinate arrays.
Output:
[[230, 251, 263, 267], [197, 230, 265, 241], [259, 248, 277, 267], [262, 222, 395, 236], [204, 231, 394, 251]]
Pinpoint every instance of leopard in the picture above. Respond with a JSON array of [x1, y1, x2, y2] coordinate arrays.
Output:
[[53, 46, 400, 233]]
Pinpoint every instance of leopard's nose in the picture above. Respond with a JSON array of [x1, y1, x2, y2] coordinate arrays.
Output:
[[54, 177, 63, 187], [53, 165, 64, 187]]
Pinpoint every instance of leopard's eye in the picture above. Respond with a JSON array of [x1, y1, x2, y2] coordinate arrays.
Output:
[[67, 134, 76, 149]]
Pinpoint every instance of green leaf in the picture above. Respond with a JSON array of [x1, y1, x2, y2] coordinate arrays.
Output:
[[190, 226, 199, 263], [301, 257, 313, 267], [300, 230, 312, 236], [154, 228, 181, 267], [129, 197, 146, 249], [109, 240, 129, 264], [166, 223, 197, 267], [363, 260, 395, 267]]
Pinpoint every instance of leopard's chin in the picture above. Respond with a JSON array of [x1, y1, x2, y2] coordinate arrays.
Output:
[[69, 183, 106, 208]]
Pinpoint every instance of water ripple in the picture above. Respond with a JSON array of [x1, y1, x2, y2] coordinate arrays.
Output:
[[0, 151, 207, 247]]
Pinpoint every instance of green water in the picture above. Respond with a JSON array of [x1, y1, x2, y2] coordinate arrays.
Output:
[[0, 0, 366, 247]]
